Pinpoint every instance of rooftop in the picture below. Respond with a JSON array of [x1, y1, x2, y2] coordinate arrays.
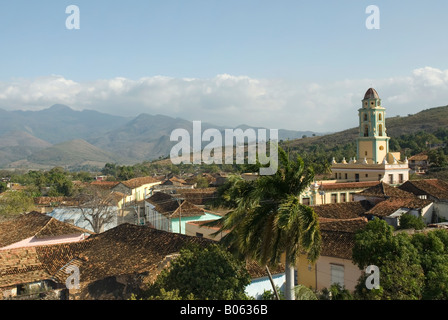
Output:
[[365, 197, 433, 218], [146, 192, 205, 217], [120, 176, 161, 189], [312, 201, 373, 220], [364, 87, 380, 100], [399, 179, 448, 201], [0, 212, 92, 249], [358, 182, 416, 199]]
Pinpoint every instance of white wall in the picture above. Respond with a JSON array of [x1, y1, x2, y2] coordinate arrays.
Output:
[[245, 273, 285, 300]]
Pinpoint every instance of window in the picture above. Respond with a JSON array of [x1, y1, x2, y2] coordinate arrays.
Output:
[[331, 264, 345, 287], [379, 113, 382, 121], [350, 193, 355, 201], [378, 174, 382, 181], [379, 146, 384, 151], [399, 174, 404, 184], [344, 173, 348, 180], [340, 193, 347, 203], [379, 124, 383, 136], [365, 174, 369, 178], [364, 113, 368, 121], [389, 174, 394, 184], [331, 194, 338, 203], [196, 233, 204, 238], [302, 198, 311, 206], [355, 174, 360, 182], [364, 125, 369, 137]]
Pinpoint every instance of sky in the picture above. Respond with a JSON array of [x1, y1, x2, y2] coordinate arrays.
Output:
[[0, 0, 447, 133]]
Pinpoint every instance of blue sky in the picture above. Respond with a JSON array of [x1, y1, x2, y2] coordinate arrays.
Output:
[[0, 1, 447, 132]]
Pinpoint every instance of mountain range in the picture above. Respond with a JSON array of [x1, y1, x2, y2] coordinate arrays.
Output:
[[0, 105, 321, 170]]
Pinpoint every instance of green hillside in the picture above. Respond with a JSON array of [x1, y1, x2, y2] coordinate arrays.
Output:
[[26, 139, 123, 168], [287, 104, 448, 150]]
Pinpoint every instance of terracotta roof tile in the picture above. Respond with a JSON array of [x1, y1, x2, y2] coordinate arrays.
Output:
[[146, 192, 205, 217], [0, 241, 92, 288], [90, 181, 120, 189], [121, 176, 161, 189], [408, 153, 428, 161], [358, 182, 416, 199], [399, 179, 448, 200], [312, 201, 373, 220], [73, 224, 213, 283], [0, 212, 91, 248], [319, 181, 379, 191], [319, 218, 368, 259], [366, 197, 433, 217]]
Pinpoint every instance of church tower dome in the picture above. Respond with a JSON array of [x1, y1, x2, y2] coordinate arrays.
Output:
[[364, 88, 380, 100], [357, 88, 389, 164]]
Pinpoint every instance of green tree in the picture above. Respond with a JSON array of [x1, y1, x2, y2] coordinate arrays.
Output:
[[411, 230, 448, 299], [352, 219, 424, 300], [398, 214, 426, 230], [0, 182, 7, 194], [212, 147, 321, 300], [141, 244, 251, 300], [318, 284, 353, 300], [47, 167, 74, 196], [0, 191, 36, 219]]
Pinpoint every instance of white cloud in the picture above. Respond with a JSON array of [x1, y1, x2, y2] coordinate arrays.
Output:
[[0, 67, 447, 133]]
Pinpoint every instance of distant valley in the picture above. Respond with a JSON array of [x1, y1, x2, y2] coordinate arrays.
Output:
[[0, 105, 322, 170]]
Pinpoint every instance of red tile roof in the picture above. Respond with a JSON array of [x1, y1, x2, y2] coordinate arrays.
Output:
[[319, 218, 368, 259], [0, 212, 91, 248], [399, 179, 448, 200], [358, 182, 416, 199], [146, 192, 205, 217], [366, 197, 433, 218], [90, 181, 120, 189], [312, 201, 373, 220], [120, 176, 161, 189], [319, 181, 380, 191], [0, 241, 91, 288]]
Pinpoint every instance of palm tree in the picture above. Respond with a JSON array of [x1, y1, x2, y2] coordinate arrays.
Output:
[[211, 146, 321, 300]]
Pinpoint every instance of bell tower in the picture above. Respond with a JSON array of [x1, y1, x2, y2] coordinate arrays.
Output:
[[357, 88, 390, 164]]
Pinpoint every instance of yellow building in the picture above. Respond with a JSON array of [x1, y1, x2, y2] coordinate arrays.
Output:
[[331, 88, 410, 186]]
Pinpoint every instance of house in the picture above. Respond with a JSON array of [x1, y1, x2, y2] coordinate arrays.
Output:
[[364, 197, 433, 227], [354, 181, 416, 205], [145, 192, 221, 234], [300, 181, 379, 205], [0, 223, 212, 300], [408, 153, 429, 174], [59, 223, 215, 300], [0, 241, 90, 299], [33, 196, 79, 214], [399, 179, 448, 222], [297, 202, 371, 292], [0, 211, 92, 251], [161, 176, 191, 187], [244, 260, 285, 300], [354, 182, 434, 226], [175, 187, 218, 206], [111, 176, 162, 204], [313, 218, 368, 292], [185, 219, 228, 240]]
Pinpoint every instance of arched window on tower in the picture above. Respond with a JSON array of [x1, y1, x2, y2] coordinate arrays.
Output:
[[379, 113, 382, 121], [364, 125, 369, 137], [379, 124, 383, 136], [364, 113, 368, 121]]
